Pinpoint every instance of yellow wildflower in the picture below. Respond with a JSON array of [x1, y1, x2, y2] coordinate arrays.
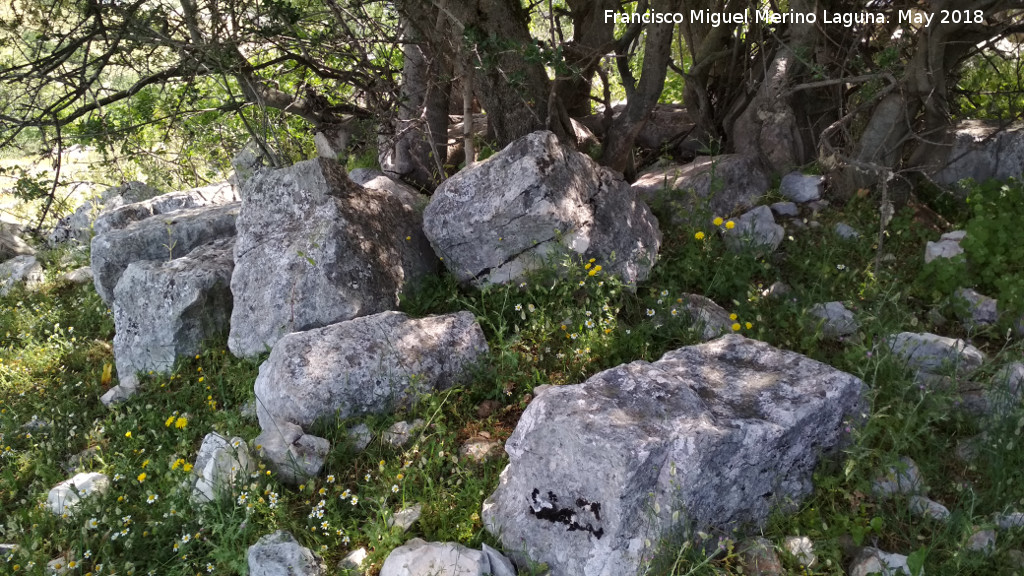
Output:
[[183, 463, 193, 472], [713, 217, 724, 226], [731, 323, 741, 331], [694, 231, 705, 240], [165, 415, 175, 427], [175, 417, 187, 429], [745, 322, 753, 329], [729, 313, 738, 320], [725, 220, 735, 230], [137, 472, 147, 482]]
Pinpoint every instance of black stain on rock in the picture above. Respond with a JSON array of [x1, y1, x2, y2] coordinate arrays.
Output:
[[529, 488, 604, 539]]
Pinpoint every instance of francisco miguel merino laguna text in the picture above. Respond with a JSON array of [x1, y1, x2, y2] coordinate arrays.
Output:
[[604, 9, 891, 28]]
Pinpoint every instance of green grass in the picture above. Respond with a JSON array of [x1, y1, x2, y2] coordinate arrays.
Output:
[[1, 186, 1024, 575]]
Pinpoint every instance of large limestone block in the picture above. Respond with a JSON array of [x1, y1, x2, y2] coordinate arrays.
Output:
[[0, 255, 44, 296], [46, 472, 109, 516], [254, 310, 488, 430], [93, 182, 237, 237], [632, 155, 769, 222], [90, 203, 239, 304], [424, 131, 660, 288], [111, 237, 234, 391], [0, 222, 35, 260], [228, 158, 438, 358], [49, 181, 160, 245], [483, 334, 865, 576], [929, 120, 1024, 190], [886, 332, 985, 375]]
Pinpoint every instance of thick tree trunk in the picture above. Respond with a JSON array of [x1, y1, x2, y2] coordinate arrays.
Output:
[[599, 0, 680, 175]]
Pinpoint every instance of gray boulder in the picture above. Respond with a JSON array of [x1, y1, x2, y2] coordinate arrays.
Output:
[[723, 205, 784, 253], [909, 496, 951, 522], [254, 311, 487, 431], [90, 202, 239, 304], [46, 472, 109, 516], [93, 182, 237, 237], [190, 432, 255, 504], [807, 302, 859, 340], [230, 140, 278, 194], [779, 173, 824, 203], [887, 332, 985, 375], [927, 120, 1024, 190], [380, 539, 516, 576], [483, 334, 865, 576], [229, 158, 438, 358], [247, 531, 326, 576], [0, 222, 34, 260], [676, 293, 734, 341], [59, 266, 92, 285], [835, 222, 860, 239], [0, 255, 44, 295], [424, 131, 660, 288], [254, 422, 329, 485], [953, 288, 999, 329], [871, 457, 925, 498], [48, 181, 161, 245], [632, 155, 769, 223], [770, 202, 798, 217], [848, 548, 915, 576], [110, 237, 233, 395], [348, 168, 426, 210], [924, 230, 966, 264]]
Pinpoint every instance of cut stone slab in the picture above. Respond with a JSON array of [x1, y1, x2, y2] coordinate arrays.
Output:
[[0, 255, 44, 296], [93, 182, 237, 238], [190, 432, 256, 504], [111, 237, 234, 394], [90, 202, 239, 304], [872, 457, 924, 498], [254, 311, 487, 431], [247, 531, 326, 576], [425, 131, 660, 288], [887, 332, 985, 375], [924, 230, 966, 264], [807, 302, 859, 340], [483, 334, 866, 576], [632, 155, 769, 222], [849, 548, 914, 576], [255, 422, 330, 485], [383, 419, 425, 448], [379, 538, 516, 576], [46, 472, 110, 516], [228, 158, 438, 357], [780, 173, 824, 203], [909, 495, 951, 522], [723, 205, 784, 253]]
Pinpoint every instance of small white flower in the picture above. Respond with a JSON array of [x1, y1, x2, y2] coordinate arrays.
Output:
[[515, 304, 522, 311], [391, 484, 399, 493], [646, 309, 655, 317]]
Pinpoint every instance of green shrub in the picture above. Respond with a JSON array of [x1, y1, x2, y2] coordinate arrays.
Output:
[[917, 178, 1024, 318]]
